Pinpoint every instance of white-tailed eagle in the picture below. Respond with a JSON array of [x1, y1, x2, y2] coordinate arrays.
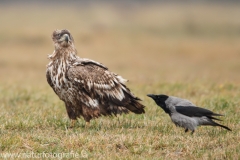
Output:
[[46, 29, 145, 127]]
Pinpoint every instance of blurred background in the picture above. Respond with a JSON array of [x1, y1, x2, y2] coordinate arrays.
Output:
[[0, 0, 240, 87]]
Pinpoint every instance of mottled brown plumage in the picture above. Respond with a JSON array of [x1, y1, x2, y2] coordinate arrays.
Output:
[[46, 29, 145, 127]]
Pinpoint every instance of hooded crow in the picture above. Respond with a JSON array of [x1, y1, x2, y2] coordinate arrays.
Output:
[[147, 94, 231, 134]]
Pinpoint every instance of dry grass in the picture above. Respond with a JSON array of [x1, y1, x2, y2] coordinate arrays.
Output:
[[0, 2, 240, 159]]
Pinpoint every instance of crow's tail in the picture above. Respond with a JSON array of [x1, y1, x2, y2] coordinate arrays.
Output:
[[212, 120, 232, 131]]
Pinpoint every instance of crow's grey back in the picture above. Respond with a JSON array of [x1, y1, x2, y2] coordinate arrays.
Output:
[[165, 96, 195, 108]]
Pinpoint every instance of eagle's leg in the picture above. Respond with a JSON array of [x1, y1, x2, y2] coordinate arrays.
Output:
[[65, 103, 77, 128], [83, 116, 91, 128], [85, 122, 90, 127], [70, 119, 77, 128], [185, 128, 189, 133]]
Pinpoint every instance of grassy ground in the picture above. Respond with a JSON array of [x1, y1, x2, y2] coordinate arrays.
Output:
[[0, 2, 240, 159]]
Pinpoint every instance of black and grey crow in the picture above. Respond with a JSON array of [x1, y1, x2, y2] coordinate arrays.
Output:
[[147, 94, 231, 134]]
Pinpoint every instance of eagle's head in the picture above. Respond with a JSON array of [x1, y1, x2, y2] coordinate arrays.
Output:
[[52, 29, 74, 48]]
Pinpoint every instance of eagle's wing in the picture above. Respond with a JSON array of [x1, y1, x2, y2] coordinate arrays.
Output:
[[67, 60, 134, 108], [46, 65, 58, 95], [46, 69, 53, 87], [74, 58, 108, 70]]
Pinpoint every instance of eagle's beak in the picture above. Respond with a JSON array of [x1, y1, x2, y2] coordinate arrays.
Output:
[[60, 34, 70, 43], [65, 35, 70, 43]]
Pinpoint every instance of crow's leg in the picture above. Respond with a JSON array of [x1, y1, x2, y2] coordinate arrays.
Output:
[[191, 130, 195, 134]]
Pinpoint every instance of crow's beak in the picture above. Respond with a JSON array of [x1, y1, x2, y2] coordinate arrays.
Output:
[[147, 94, 155, 99]]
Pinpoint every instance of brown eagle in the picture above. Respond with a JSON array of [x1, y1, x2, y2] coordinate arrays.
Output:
[[46, 29, 145, 127]]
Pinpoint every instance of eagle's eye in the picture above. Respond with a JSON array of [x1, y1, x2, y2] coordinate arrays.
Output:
[[53, 32, 61, 39]]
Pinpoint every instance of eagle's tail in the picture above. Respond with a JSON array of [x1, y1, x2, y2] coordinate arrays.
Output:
[[125, 98, 145, 114], [118, 85, 145, 114]]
